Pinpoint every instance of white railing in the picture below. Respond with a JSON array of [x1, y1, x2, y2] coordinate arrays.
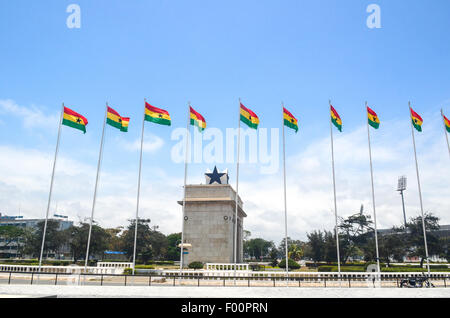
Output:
[[205, 263, 249, 271], [0, 264, 120, 274], [97, 262, 133, 269], [162, 269, 449, 280]]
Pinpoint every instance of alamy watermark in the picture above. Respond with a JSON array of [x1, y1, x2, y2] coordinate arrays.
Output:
[[66, 4, 81, 29], [366, 4, 381, 29], [171, 127, 280, 175]]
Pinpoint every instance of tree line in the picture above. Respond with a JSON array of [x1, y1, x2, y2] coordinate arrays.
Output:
[[1, 210, 448, 266], [0, 218, 181, 263], [244, 211, 449, 266]]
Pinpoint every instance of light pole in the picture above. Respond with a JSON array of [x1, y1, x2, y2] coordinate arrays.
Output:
[[397, 176, 407, 228]]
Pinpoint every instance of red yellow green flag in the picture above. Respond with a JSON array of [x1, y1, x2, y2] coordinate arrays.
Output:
[[62, 106, 88, 133], [443, 112, 450, 133], [145, 102, 171, 126], [240, 103, 259, 129], [367, 106, 380, 129], [107, 106, 130, 132], [283, 107, 298, 133], [410, 107, 423, 132], [330, 105, 342, 132], [190, 106, 206, 132]]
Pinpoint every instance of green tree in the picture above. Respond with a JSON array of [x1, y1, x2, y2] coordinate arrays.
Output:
[[148, 227, 169, 260], [64, 222, 109, 262], [120, 219, 168, 263], [376, 227, 406, 266], [166, 232, 181, 261], [323, 230, 337, 263], [278, 258, 300, 270], [121, 219, 154, 263], [22, 220, 65, 258], [338, 205, 374, 264], [0, 226, 25, 257], [405, 213, 442, 268], [288, 243, 303, 261], [305, 230, 325, 264], [188, 261, 204, 270], [278, 237, 304, 259], [244, 238, 274, 260], [105, 227, 124, 253]]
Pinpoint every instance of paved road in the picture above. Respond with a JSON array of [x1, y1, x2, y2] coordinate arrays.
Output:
[[0, 285, 449, 298]]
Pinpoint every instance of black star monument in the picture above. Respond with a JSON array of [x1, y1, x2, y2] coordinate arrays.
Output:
[[205, 166, 227, 184]]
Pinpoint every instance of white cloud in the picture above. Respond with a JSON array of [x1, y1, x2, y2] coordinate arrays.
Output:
[[0, 144, 182, 235], [0, 99, 59, 130], [119, 132, 165, 153]]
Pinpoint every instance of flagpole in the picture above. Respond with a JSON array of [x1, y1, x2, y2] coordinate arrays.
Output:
[[84, 103, 108, 273], [281, 102, 289, 286], [442, 109, 450, 159], [329, 100, 341, 281], [132, 100, 147, 275], [366, 102, 381, 276], [38, 103, 64, 275], [409, 101, 430, 275], [179, 102, 190, 275], [234, 98, 241, 284]]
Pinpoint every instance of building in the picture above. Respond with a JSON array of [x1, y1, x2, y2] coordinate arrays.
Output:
[[0, 213, 73, 258], [378, 224, 450, 238], [178, 167, 247, 266]]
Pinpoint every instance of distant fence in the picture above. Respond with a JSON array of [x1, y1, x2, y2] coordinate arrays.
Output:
[[0, 264, 121, 275], [0, 270, 448, 288]]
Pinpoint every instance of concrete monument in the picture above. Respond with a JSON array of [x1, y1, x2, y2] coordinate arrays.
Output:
[[178, 166, 246, 265]]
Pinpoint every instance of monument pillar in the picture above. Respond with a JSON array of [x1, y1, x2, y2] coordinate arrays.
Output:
[[178, 167, 247, 264]]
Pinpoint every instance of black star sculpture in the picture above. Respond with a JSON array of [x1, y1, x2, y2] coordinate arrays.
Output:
[[205, 166, 226, 184]]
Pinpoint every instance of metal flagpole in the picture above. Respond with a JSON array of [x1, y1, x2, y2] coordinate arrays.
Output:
[[409, 101, 430, 275], [281, 102, 289, 286], [365, 101, 381, 276], [38, 103, 64, 275], [329, 100, 341, 281], [132, 99, 147, 275], [84, 103, 108, 273], [179, 102, 191, 275], [234, 98, 242, 284], [442, 109, 450, 159]]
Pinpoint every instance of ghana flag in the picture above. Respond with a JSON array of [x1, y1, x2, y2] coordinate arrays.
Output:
[[283, 107, 298, 133], [330, 105, 342, 132], [145, 102, 171, 126], [190, 106, 206, 132], [107, 106, 130, 132], [62, 106, 88, 133], [443, 112, 450, 133], [367, 106, 380, 129], [410, 107, 423, 132], [240, 103, 259, 129]]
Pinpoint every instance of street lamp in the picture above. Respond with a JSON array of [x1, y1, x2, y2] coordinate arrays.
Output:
[[397, 176, 407, 228]]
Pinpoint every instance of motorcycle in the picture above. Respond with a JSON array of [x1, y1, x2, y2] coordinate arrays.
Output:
[[399, 273, 435, 288]]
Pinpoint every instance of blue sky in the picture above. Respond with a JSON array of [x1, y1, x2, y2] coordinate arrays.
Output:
[[0, 1, 449, 242]]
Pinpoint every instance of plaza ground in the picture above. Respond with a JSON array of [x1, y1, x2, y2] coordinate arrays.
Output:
[[0, 284, 449, 298]]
